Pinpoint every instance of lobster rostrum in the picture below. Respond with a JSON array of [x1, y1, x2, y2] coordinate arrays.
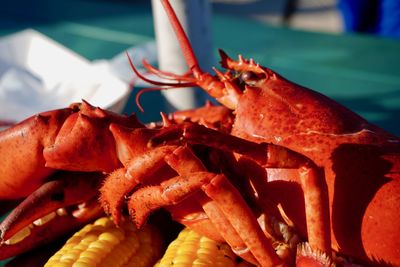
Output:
[[121, 0, 399, 266]]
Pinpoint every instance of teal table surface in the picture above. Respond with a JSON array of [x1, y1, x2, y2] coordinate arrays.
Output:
[[0, 0, 400, 265]]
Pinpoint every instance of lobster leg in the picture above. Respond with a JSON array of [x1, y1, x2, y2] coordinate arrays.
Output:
[[128, 171, 283, 267], [128, 146, 257, 263], [0, 172, 104, 260], [100, 145, 178, 225], [164, 146, 258, 264], [203, 174, 284, 267], [150, 122, 332, 257], [126, 146, 281, 266], [165, 198, 224, 241]]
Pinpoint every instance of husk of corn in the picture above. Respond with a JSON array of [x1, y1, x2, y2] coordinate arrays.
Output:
[[44, 217, 163, 267]]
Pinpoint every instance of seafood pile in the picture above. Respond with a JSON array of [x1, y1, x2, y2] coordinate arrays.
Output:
[[0, 0, 399, 266]]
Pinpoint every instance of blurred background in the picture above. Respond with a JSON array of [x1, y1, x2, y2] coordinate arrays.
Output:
[[3, 0, 399, 37], [214, 0, 400, 37], [0, 0, 399, 134], [213, 0, 342, 33]]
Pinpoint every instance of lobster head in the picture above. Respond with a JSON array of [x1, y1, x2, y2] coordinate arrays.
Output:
[[215, 50, 373, 142], [133, 0, 378, 147]]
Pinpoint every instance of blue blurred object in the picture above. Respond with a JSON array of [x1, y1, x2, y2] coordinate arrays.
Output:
[[338, 0, 400, 38]]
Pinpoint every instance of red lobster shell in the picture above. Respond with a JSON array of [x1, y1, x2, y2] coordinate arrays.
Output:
[[121, 0, 400, 265]]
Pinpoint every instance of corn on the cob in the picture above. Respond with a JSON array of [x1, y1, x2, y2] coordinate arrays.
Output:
[[155, 228, 254, 267], [44, 217, 163, 267]]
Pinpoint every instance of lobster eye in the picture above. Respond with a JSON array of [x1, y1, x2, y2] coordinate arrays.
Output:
[[240, 71, 263, 85]]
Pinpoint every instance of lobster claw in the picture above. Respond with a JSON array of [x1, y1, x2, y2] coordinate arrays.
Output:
[[0, 172, 104, 259]]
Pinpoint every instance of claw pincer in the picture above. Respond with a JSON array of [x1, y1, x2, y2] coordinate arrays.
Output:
[[0, 101, 142, 259]]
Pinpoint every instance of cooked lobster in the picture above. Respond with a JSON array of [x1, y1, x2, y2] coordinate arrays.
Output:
[[119, 0, 400, 265], [0, 101, 235, 261], [0, 0, 399, 266]]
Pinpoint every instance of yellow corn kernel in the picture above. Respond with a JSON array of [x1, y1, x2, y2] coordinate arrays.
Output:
[[45, 217, 163, 267], [155, 228, 254, 267]]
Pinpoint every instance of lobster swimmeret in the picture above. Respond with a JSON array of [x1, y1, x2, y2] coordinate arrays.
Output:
[[1, 0, 399, 266]]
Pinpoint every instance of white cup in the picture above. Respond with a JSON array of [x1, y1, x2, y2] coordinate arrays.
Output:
[[151, 0, 213, 111]]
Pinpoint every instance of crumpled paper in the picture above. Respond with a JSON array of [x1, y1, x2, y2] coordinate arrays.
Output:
[[0, 29, 156, 125]]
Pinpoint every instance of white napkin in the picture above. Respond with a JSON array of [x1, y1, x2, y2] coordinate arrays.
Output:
[[0, 29, 131, 124]]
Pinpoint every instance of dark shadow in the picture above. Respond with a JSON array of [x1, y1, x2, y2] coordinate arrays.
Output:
[[331, 143, 392, 261], [238, 157, 308, 238], [0, 201, 20, 217], [4, 237, 66, 267]]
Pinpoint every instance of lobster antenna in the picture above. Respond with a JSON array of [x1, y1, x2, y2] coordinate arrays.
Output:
[[135, 87, 164, 112], [142, 59, 193, 81], [135, 85, 192, 113], [160, 0, 203, 76], [126, 51, 197, 112], [126, 52, 193, 87]]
